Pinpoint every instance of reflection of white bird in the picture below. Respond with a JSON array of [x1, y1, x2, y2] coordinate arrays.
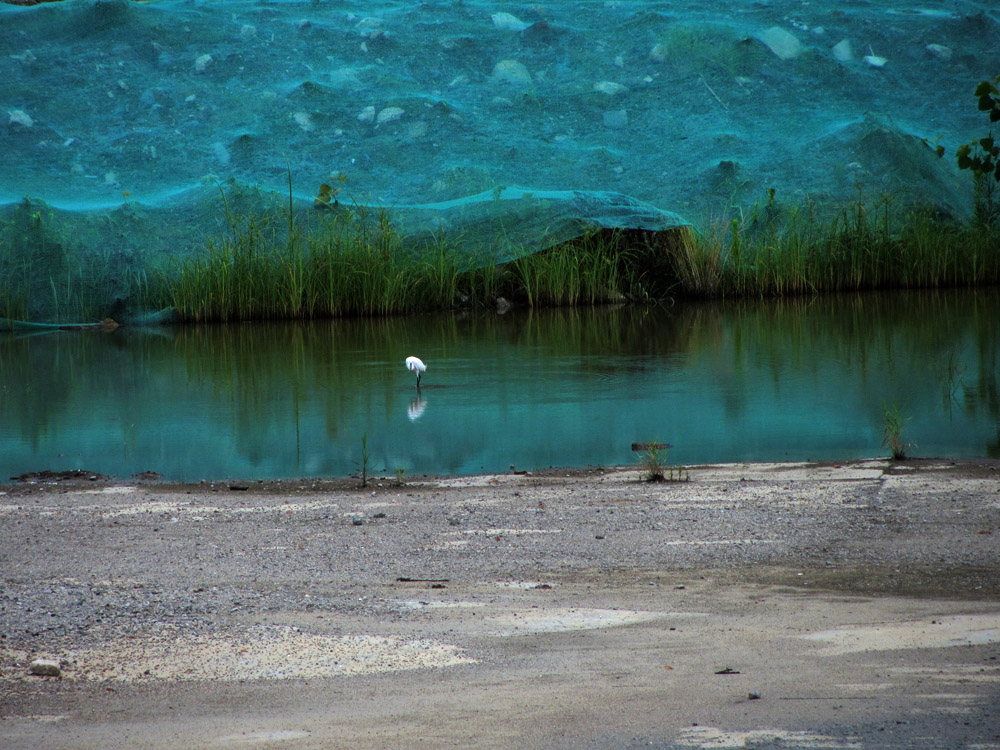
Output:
[[405, 356, 426, 387], [407, 395, 427, 421]]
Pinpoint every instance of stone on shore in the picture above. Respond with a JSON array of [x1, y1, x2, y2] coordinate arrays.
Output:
[[30, 658, 62, 677]]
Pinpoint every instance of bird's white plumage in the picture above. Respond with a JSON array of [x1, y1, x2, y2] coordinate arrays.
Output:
[[405, 356, 426, 387]]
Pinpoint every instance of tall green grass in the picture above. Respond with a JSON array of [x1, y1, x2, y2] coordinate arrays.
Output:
[[670, 195, 1000, 298], [5, 189, 998, 325], [164, 200, 643, 322], [164, 190, 1000, 322], [512, 229, 627, 307]]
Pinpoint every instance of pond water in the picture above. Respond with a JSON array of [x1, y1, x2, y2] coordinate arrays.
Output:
[[2, 291, 998, 483]]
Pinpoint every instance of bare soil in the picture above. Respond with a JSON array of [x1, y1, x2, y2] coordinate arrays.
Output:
[[1, 459, 998, 749]]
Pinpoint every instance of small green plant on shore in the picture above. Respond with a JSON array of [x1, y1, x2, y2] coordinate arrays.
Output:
[[355, 433, 370, 488], [956, 75, 1000, 226], [882, 402, 912, 461], [666, 465, 690, 482], [637, 441, 689, 482], [639, 441, 668, 482]]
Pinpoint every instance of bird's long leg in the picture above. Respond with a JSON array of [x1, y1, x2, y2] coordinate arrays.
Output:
[[416, 373, 421, 388]]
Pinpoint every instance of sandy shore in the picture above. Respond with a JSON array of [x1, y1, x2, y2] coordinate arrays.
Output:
[[1, 459, 998, 749]]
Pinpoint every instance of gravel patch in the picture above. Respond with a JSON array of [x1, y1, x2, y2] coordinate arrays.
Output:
[[1, 459, 998, 749]]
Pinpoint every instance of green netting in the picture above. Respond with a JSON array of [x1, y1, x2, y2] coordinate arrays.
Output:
[[0, 183, 689, 322], [1, 0, 996, 321]]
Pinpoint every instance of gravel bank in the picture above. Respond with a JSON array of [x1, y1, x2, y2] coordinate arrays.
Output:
[[1, 459, 998, 748]]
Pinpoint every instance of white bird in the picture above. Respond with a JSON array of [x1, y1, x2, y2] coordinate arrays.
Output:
[[405, 356, 426, 387]]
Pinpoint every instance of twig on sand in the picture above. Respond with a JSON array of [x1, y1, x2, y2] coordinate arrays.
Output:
[[700, 74, 728, 110]]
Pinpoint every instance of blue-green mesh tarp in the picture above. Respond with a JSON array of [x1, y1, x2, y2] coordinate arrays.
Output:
[[1, 0, 997, 321]]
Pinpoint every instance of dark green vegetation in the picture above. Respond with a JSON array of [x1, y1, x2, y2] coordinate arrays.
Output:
[[674, 192, 1000, 298], [0, 200, 152, 324], [2, 79, 999, 325], [163, 202, 655, 323], [956, 74, 1000, 227], [161, 187, 1000, 323], [2, 191, 998, 325]]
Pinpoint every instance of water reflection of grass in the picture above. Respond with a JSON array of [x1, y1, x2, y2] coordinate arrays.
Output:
[[2, 294, 998, 478]]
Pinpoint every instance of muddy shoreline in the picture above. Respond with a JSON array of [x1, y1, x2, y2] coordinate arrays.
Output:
[[2, 459, 998, 748]]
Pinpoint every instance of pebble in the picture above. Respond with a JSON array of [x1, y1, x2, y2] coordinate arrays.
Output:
[[603, 110, 628, 130], [293, 112, 314, 132], [832, 39, 853, 62], [593, 81, 628, 97], [8, 109, 33, 128], [926, 44, 952, 61], [492, 60, 532, 85], [492, 12, 529, 32], [757, 27, 802, 60], [405, 121, 428, 139], [649, 43, 668, 63], [376, 106, 405, 125], [29, 658, 61, 677], [862, 46, 887, 68], [354, 17, 383, 35], [194, 54, 213, 73]]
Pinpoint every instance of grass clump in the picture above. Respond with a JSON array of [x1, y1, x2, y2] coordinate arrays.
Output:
[[164, 192, 660, 322], [666, 191, 1000, 299], [881, 402, 912, 461], [640, 442, 666, 482], [163, 186, 1000, 325], [167, 205, 458, 322], [635, 441, 686, 482]]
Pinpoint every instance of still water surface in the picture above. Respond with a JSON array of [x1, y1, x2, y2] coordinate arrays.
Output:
[[2, 291, 998, 482]]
